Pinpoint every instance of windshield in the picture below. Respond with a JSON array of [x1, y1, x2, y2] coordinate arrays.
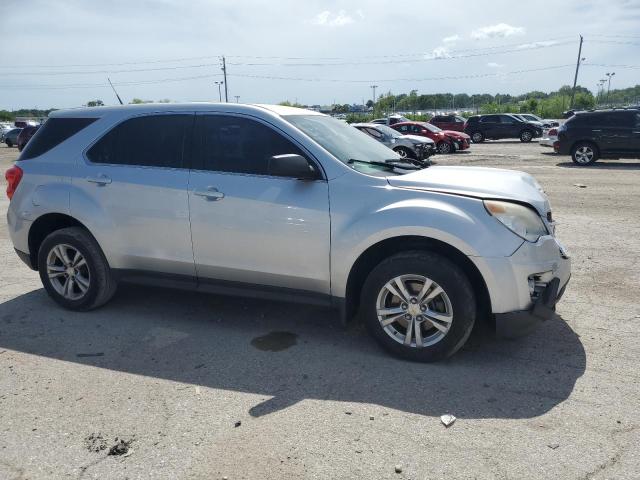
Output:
[[375, 124, 403, 138], [284, 115, 402, 168], [422, 123, 442, 133]]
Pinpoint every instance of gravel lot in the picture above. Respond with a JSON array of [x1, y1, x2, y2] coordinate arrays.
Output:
[[0, 140, 639, 479]]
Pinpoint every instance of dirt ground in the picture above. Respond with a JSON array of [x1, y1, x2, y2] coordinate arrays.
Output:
[[0, 140, 638, 479]]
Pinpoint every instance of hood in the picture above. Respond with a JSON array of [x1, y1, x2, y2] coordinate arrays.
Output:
[[386, 166, 550, 215], [401, 134, 435, 145], [524, 120, 544, 129], [442, 130, 469, 140]]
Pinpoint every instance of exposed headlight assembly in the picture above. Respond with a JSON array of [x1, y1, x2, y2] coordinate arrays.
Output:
[[484, 200, 548, 242]]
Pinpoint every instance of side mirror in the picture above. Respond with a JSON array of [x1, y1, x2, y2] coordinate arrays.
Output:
[[268, 154, 318, 180]]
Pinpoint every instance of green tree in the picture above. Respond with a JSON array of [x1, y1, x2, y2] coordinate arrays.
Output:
[[86, 100, 104, 107]]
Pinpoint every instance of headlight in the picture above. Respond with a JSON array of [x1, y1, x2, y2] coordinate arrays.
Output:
[[484, 200, 548, 242]]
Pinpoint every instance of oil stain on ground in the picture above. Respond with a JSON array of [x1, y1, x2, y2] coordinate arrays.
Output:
[[251, 331, 298, 352]]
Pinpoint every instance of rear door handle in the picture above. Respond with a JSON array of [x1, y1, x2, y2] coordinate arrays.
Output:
[[194, 187, 224, 200], [591, 129, 602, 132], [86, 174, 112, 185]]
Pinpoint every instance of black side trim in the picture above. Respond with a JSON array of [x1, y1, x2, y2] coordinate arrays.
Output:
[[15, 248, 36, 270], [113, 269, 334, 307]]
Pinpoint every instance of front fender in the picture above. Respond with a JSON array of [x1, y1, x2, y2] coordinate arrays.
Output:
[[330, 185, 524, 298]]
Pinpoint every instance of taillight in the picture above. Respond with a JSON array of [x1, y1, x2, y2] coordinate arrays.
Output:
[[5, 165, 23, 199], [549, 128, 558, 136]]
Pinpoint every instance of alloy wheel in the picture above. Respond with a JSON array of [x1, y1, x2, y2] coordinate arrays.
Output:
[[574, 146, 594, 164], [438, 142, 452, 154], [472, 133, 483, 143], [375, 274, 453, 348], [396, 148, 407, 158], [46, 244, 90, 300]]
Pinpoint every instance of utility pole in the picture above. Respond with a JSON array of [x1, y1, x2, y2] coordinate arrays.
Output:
[[569, 35, 584, 109], [214, 81, 223, 102], [370, 85, 378, 107], [221, 56, 228, 102], [234, 95, 240, 103], [606, 72, 615, 105]]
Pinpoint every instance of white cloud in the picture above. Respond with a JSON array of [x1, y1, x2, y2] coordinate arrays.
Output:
[[487, 62, 504, 68], [311, 10, 354, 27], [442, 34, 460, 44], [424, 46, 451, 59], [516, 40, 558, 49], [471, 23, 525, 39]]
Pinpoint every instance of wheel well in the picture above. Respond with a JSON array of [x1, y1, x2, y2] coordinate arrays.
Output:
[[570, 139, 600, 154], [28, 213, 88, 269], [344, 236, 492, 324]]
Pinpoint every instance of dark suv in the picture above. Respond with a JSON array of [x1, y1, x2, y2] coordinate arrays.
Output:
[[556, 109, 640, 165], [464, 114, 543, 143]]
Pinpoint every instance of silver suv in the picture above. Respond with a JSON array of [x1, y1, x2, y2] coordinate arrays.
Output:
[[5, 104, 571, 362]]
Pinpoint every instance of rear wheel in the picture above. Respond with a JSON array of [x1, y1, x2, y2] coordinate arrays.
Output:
[[38, 227, 117, 310], [5, 139, 12, 147], [361, 251, 476, 362], [437, 141, 452, 154], [520, 130, 534, 142], [571, 142, 599, 165], [471, 132, 484, 143]]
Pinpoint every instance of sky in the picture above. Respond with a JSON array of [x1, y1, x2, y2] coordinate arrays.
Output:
[[1, 0, 639, 110]]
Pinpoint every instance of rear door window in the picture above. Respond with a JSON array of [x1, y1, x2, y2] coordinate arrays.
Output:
[[20, 118, 97, 160], [481, 115, 500, 123], [87, 114, 192, 168]]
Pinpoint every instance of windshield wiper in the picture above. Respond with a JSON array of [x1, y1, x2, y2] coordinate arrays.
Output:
[[348, 158, 422, 170]]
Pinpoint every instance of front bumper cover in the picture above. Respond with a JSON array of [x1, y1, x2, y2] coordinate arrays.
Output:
[[495, 276, 569, 338]]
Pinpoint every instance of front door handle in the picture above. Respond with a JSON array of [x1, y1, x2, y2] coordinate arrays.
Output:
[[86, 174, 112, 185], [591, 129, 602, 132], [194, 187, 225, 200]]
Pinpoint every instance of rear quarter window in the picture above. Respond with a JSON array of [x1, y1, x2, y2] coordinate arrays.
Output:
[[20, 118, 97, 160]]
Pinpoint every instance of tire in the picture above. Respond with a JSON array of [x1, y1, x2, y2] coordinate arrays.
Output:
[[361, 251, 476, 362], [393, 147, 415, 159], [520, 130, 534, 142], [437, 141, 452, 154], [38, 227, 117, 311], [6, 139, 12, 148], [571, 141, 599, 165], [470, 131, 484, 143]]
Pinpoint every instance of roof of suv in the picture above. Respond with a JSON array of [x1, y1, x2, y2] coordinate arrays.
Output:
[[49, 103, 324, 119]]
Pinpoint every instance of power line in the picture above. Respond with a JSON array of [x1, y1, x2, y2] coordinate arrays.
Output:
[[0, 64, 576, 91], [0, 39, 577, 75]]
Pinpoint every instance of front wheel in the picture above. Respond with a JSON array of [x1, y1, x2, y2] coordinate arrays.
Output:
[[38, 227, 117, 311], [470, 132, 484, 143], [5, 139, 12, 147], [361, 251, 476, 362], [437, 141, 453, 154]]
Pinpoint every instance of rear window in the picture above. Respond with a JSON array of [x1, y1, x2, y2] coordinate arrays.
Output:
[[20, 118, 97, 160]]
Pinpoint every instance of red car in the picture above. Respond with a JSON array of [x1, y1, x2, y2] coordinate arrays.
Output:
[[391, 121, 471, 154]]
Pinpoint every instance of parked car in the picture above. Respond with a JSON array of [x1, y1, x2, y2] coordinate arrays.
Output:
[[17, 125, 40, 151], [556, 108, 640, 165], [352, 123, 435, 160], [370, 114, 410, 126], [512, 114, 545, 129], [464, 114, 544, 143], [518, 114, 559, 128], [390, 121, 471, 154], [3, 128, 22, 147], [5, 104, 571, 362], [429, 114, 467, 132], [539, 127, 558, 148]]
